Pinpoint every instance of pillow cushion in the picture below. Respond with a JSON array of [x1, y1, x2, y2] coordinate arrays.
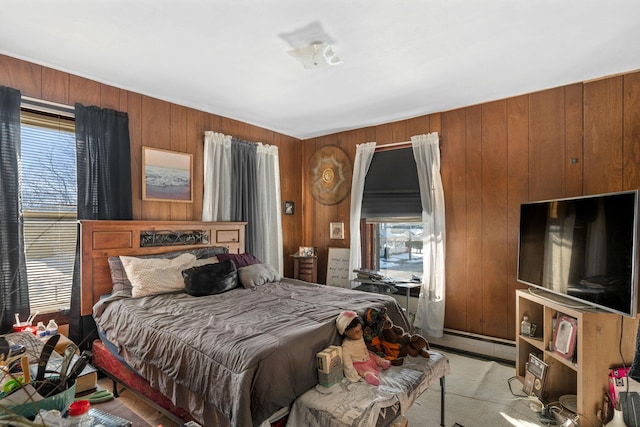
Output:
[[182, 259, 238, 297], [216, 253, 262, 268], [108, 247, 228, 297], [238, 263, 281, 289], [120, 253, 197, 298]]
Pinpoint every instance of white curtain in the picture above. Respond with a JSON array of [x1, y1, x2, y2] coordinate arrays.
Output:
[[348, 142, 376, 287], [202, 131, 232, 221], [202, 132, 284, 274], [412, 132, 446, 337], [255, 143, 284, 273]]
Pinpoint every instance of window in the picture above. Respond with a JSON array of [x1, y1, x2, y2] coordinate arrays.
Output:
[[360, 147, 423, 285], [366, 219, 423, 281], [20, 109, 76, 314]]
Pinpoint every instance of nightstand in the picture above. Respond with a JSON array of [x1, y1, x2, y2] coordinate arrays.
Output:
[[291, 255, 317, 282]]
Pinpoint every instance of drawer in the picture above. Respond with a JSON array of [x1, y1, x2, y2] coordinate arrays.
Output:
[[298, 259, 315, 268], [215, 229, 240, 244], [299, 272, 314, 281]]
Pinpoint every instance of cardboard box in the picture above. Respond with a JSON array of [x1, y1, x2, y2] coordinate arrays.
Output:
[[317, 345, 343, 387]]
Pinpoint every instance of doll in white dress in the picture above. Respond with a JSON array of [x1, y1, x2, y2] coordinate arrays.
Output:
[[336, 310, 391, 385]]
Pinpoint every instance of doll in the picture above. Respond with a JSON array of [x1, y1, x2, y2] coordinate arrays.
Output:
[[336, 310, 391, 386]]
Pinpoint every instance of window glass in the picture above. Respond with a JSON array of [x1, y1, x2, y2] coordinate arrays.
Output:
[[20, 111, 77, 314], [370, 220, 423, 281]]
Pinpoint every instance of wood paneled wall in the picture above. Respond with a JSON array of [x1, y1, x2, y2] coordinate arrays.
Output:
[[0, 54, 303, 278], [305, 71, 640, 341], [3, 53, 639, 341]]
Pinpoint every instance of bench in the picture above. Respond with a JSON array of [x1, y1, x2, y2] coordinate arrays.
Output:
[[287, 351, 450, 426]]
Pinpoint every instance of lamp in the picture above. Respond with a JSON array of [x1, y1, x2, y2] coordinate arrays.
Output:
[[288, 41, 342, 69]]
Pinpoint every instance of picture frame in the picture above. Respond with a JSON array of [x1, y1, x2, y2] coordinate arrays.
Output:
[[142, 147, 193, 203], [298, 246, 316, 257], [553, 314, 578, 360], [330, 222, 344, 240], [524, 353, 549, 399], [284, 201, 295, 215]]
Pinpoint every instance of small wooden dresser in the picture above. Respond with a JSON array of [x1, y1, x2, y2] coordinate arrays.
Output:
[[291, 255, 318, 282]]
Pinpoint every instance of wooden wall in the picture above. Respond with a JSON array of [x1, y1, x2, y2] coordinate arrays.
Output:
[[3, 53, 639, 341], [304, 71, 640, 341], [0, 54, 303, 278]]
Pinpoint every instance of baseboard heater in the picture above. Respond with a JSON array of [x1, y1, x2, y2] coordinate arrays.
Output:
[[427, 328, 516, 364]]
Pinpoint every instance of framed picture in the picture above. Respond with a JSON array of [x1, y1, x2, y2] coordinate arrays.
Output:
[[524, 353, 549, 399], [553, 314, 578, 360], [330, 222, 344, 240], [284, 201, 295, 215], [142, 147, 193, 203], [298, 246, 316, 257]]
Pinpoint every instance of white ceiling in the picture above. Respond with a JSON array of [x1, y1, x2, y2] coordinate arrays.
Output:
[[2, 1, 640, 140]]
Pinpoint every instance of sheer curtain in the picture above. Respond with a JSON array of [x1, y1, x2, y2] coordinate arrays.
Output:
[[202, 132, 283, 273], [202, 131, 232, 221], [255, 143, 283, 272], [0, 86, 30, 333], [72, 103, 132, 348], [412, 133, 446, 337], [348, 142, 376, 287]]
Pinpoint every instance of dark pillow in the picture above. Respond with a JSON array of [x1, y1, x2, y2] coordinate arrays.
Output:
[[108, 246, 229, 296], [182, 259, 238, 297], [216, 253, 261, 268]]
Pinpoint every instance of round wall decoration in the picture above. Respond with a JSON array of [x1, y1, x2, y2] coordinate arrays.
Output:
[[307, 145, 352, 205]]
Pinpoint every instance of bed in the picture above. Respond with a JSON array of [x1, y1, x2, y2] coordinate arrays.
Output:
[[81, 220, 418, 427]]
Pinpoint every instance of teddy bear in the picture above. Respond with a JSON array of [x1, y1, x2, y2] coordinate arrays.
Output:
[[362, 307, 430, 365], [336, 310, 391, 386]]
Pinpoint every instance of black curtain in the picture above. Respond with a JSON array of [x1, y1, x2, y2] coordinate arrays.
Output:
[[230, 139, 259, 257], [0, 86, 30, 333], [70, 103, 132, 348]]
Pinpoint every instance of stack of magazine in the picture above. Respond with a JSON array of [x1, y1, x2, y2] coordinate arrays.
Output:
[[353, 268, 386, 281]]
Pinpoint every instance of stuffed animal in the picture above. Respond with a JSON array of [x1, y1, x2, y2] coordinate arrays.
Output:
[[336, 310, 390, 386], [363, 307, 430, 365]]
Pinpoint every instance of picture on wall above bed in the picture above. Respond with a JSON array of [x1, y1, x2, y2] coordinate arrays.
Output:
[[142, 146, 193, 202]]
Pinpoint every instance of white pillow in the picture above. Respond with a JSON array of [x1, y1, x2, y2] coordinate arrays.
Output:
[[238, 263, 281, 288], [120, 253, 197, 298]]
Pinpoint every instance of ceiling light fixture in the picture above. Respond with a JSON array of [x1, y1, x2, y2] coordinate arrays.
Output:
[[288, 41, 342, 69]]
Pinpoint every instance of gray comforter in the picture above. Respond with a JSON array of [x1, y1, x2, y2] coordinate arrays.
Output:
[[93, 278, 409, 427]]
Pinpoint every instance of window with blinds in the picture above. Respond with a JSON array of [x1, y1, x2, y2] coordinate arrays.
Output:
[[20, 109, 77, 314], [360, 148, 424, 282]]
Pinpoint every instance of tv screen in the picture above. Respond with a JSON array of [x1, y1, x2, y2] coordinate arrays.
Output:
[[517, 190, 639, 317]]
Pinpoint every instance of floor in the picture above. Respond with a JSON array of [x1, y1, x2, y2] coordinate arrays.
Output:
[[95, 377, 179, 427], [97, 349, 559, 427]]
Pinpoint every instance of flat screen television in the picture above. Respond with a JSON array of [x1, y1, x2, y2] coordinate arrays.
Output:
[[517, 190, 640, 317]]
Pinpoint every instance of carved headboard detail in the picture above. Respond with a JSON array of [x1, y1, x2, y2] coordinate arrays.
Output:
[[79, 220, 246, 316]]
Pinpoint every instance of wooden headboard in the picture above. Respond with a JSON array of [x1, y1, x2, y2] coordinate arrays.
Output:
[[79, 220, 247, 316]]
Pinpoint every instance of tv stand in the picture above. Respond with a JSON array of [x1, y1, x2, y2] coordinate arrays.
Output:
[[515, 289, 638, 426]]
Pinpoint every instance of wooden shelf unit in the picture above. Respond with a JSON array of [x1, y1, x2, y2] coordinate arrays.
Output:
[[515, 289, 638, 426]]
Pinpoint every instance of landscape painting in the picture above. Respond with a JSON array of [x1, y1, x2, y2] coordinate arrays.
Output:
[[143, 147, 193, 202]]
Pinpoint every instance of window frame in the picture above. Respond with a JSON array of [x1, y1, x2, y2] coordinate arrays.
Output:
[[19, 103, 77, 317]]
